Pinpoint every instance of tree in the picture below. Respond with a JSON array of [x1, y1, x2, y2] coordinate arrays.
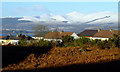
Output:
[[62, 35, 74, 47], [62, 35, 74, 43], [97, 41, 104, 49], [112, 34, 120, 48], [33, 25, 50, 37]]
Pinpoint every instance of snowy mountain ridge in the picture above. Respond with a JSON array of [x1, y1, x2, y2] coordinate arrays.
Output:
[[16, 11, 117, 24]]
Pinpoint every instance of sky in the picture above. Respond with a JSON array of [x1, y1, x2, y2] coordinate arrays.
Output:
[[2, 2, 118, 17], [2, 0, 119, 2]]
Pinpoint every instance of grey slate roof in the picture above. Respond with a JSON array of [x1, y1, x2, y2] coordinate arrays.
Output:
[[78, 30, 98, 37]]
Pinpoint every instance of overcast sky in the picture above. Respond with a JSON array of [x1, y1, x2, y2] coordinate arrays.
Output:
[[2, 2, 118, 17]]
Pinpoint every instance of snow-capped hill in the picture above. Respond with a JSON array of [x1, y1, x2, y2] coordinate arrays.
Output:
[[18, 16, 40, 22], [19, 14, 69, 23], [64, 11, 117, 24], [18, 11, 117, 24], [50, 15, 68, 21], [83, 11, 117, 24], [85, 15, 111, 24], [18, 16, 48, 22], [65, 12, 85, 22]]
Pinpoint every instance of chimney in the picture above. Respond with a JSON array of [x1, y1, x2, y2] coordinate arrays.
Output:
[[98, 28, 101, 32], [110, 29, 114, 32]]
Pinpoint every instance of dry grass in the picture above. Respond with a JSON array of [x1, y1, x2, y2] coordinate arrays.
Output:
[[2, 47, 120, 71]]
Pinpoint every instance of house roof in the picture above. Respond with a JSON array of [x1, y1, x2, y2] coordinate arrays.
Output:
[[60, 32, 73, 36], [0, 36, 5, 39], [44, 31, 74, 39], [44, 32, 61, 39], [78, 30, 98, 37], [94, 30, 120, 38]]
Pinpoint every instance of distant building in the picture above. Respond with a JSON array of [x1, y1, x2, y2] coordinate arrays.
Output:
[[32, 37, 43, 40], [44, 31, 61, 39], [60, 31, 79, 39], [94, 29, 120, 38], [78, 30, 98, 37], [91, 29, 120, 41], [0, 34, 33, 45], [44, 31, 79, 39], [0, 36, 5, 39], [0, 39, 19, 45], [78, 29, 120, 41]]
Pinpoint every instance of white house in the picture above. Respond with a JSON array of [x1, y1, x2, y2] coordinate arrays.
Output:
[[89, 37, 109, 41], [43, 39, 62, 42], [92, 29, 120, 41], [71, 33, 80, 39], [0, 39, 19, 45], [32, 37, 43, 40], [44, 31, 80, 41]]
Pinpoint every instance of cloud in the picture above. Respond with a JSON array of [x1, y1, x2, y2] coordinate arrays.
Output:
[[31, 5, 51, 14], [6, 5, 52, 17], [15, 7, 28, 13], [8, 7, 28, 16]]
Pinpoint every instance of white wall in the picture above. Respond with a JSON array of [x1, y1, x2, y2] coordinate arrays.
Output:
[[44, 39, 62, 42], [32, 37, 43, 40], [71, 33, 80, 39], [89, 37, 109, 41], [0, 39, 19, 45]]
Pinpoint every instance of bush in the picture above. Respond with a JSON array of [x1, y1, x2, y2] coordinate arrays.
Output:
[[112, 34, 120, 48], [61, 35, 74, 47], [18, 39, 28, 46], [62, 35, 74, 43], [91, 40, 98, 47], [97, 41, 104, 49], [73, 40, 80, 47], [81, 45, 87, 52], [35, 39, 53, 48], [74, 37, 90, 47]]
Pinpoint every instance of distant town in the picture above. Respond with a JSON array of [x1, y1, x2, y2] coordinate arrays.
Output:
[[0, 29, 120, 46]]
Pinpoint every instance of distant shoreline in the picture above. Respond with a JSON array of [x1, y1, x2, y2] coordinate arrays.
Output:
[[0, 34, 35, 36]]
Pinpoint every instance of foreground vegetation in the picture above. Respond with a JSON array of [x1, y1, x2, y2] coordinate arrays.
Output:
[[2, 47, 120, 71], [1, 34, 120, 71]]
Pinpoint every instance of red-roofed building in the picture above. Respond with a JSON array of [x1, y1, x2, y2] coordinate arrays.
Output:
[[90, 29, 120, 41], [44, 31, 79, 40]]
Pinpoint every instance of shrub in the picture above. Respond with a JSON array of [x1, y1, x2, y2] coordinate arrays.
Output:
[[90, 40, 98, 47], [75, 37, 90, 46], [79, 37, 90, 44], [35, 39, 53, 48], [73, 40, 80, 47], [62, 35, 74, 47], [97, 41, 104, 49], [62, 35, 74, 43], [81, 45, 87, 52], [112, 34, 120, 48], [18, 39, 28, 46]]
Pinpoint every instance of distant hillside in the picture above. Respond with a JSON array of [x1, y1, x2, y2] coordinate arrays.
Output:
[[1, 12, 118, 34]]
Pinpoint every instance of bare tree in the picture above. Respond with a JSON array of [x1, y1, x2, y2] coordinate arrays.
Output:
[[32, 25, 50, 37]]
